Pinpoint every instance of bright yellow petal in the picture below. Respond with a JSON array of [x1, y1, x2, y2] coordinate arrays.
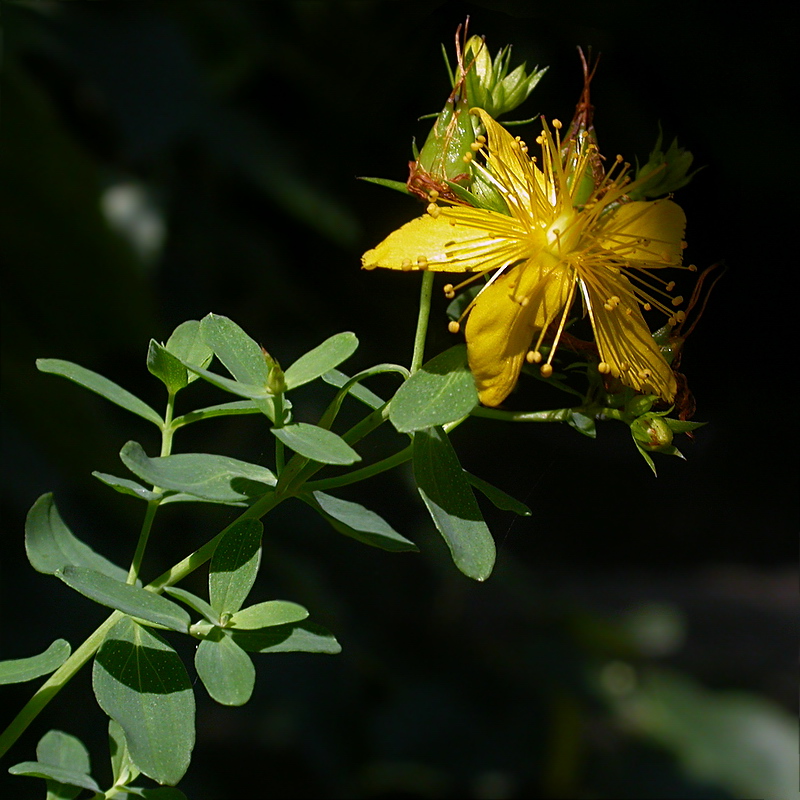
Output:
[[361, 208, 528, 273], [599, 199, 686, 266], [465, 256, 573, 406], [581, 269, 677, 401]]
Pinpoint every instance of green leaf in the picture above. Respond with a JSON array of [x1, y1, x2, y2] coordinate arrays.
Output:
[[209, 519, 263, 615], [0, 639, 71, 685], [389, 345, 478, 433], [25, 494, 129, 582], [119, 441, 276, 503], [567, 410, 597, 438], [57, 566, 190, 633], [163, 587, 218, 624], [413, 427, 496, 581], [199, 313, 269, 386], [465, 472, 531, 517], [93, 617, 195, 786], [36, 359, 163, 426], [232, 620, 341, 655], [283, 332, 358, 390], [122, 788, 188, 799], [93, 472, 160, 502], [109, 719, 140, 788], [8, 762, 99, 794], [230, 600, 308, 630], [272, 423, 361, 465], [172, 400, 262, 428], [306, 491, 418, 552], [194, 630, 255, 706], [147, 340, 190, 395], [34, 729, 93, 800], [357, 176, 412, 195], [663, 418, 707, 433], [165, 320, 213, 384]]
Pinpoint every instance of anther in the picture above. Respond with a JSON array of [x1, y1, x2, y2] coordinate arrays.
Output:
[[674, 310, 686, 323], [671, 295, 683, 306], [470, 140, 483, 152], [552, 119, 562, 129], [428, 189, 439, 201], [514, 295, 530, 307], [426, 203, 440, 218], [448, 321, 460, 334], [540, 364, 553, 378], [416, 255, 428, 266], [638, 369, 652, 380], [528, 350, 543, 364], [462, 152, 473, 163], [643, 302, 652, 311], [597, 362, 611, 374], [665, 281, 676, 292], [401, 259, 413, 271], [689, 264, 698, 272]]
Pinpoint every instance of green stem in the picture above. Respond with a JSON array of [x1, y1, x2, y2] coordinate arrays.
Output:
[[410, 271, 435, 373], [305, 445, 413, 492], [471, 406, 575, 423]]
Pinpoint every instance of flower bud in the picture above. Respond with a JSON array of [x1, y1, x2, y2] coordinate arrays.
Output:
[[625, 394, 656, 417], [630, 413, 674, 451], [266, 362, 287, 395], [630, 130, 697, 200]]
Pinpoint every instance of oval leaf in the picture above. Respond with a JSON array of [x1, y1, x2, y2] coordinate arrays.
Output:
[[199, 313, 269, 385], [25, 493, 129, 581], [272, 423, 360, 465], [120, 442, 276, 503], [195, 632, 255, 706], [308, 491, 417, 552], [93, 617, 195, 785], [8, 762, 100, 793], [232, 620, 341, 655], [413, 427, 495, 581], [209, 519, 263, 614], [57, 566, 190, 633], [283, 332, 358, 390], [93, 472, 160, 502], [0, 639, 71, 685], [229, 600, 308, 630], [36, 359, 162, 425], [389, 345, 478, 433], [165, 319, 213, 383], [465, 472, 531, 517], [147, 340, 189, 394]]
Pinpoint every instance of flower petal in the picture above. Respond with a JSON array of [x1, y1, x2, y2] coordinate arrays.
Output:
[[599, 199, 686, 266], [465, 256, 573, 406], [581, 269, 677, 401], [361, 208, 528, 273]]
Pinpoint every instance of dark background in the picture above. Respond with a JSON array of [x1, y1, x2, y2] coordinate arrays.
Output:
[[1, 2, 795, 798]]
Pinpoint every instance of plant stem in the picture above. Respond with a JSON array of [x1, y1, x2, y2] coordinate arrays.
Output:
[[305, 444, 413, 492], [410, 271, 435, 373]]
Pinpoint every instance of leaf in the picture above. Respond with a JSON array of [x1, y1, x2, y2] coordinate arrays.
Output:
[[120, 442, 276, 503], [57, 566, 190, 633], [272, 423, 361, 465], [465, 472, 531, 517], [93, 617, 195, 786], [93, 472, 160, 503], [194, 630, 255, 706], [25, 493, 129, 582], [165, 320, 213, 384], [567, 410, 597, 439], [7, 762, 99, 794], [229, 600, 308, 630], [413, 427, 496, 581], [172, 400, 262, 428], [109, 719, 140, 788], [147, 341, 190, 395], [389, 345, 478, 433], [0, 639, 71, 685], [232, 620, 341, 655], [163, 587, 218, 624], [357, 176, 412, 195], [199, 313, 269, 386], [209, 519, 263, 615], [36, 359, 162, 426], [283, 332, 358, 390], [306, 491, 418, 552], [35, 729, 93, 800]]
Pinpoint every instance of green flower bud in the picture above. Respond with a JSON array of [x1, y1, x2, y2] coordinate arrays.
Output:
[[630, 129, 698, 200], [630, 413, 674, 451], [626, 394, 656, 417], [460, 36, 548, 119], [266, 362, 287, 395]]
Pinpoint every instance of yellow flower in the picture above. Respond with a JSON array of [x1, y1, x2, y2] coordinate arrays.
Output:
[[363, 109, 692, 407]]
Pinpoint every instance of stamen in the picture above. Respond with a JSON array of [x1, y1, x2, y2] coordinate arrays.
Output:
[[540, 364, 553, 378], [671, 295, 683, 306], [448, 321, 460, 334], [526, 350, 543, 364], [597, 362, 611, 374], [427, 203, 440, 218], [462, 152, 473, 163], [401, 259, 413, 271]]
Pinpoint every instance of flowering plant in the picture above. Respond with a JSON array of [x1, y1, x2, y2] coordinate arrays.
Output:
[[1, 25, 710, 796]]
